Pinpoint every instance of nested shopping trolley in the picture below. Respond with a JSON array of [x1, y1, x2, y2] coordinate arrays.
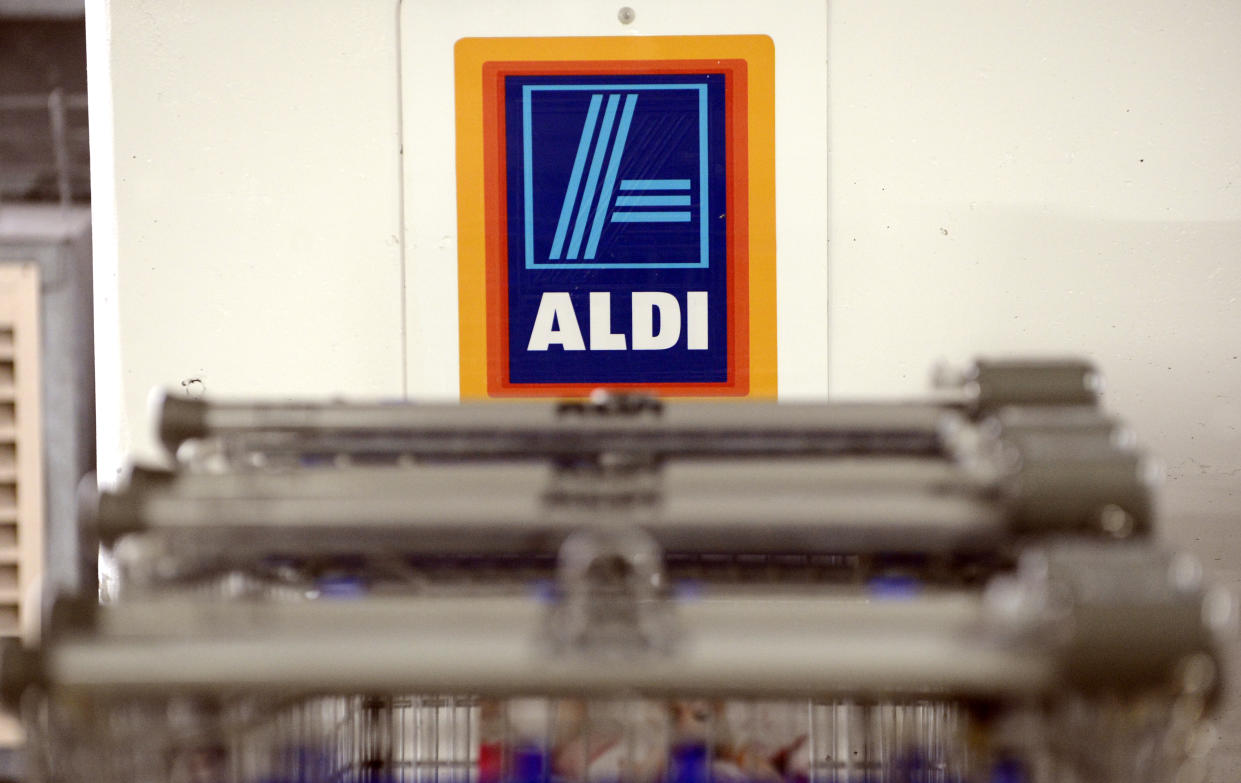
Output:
[[2, 359, 1232, 783]]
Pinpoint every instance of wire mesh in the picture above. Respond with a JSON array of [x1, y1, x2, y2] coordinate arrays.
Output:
[[26, 689, 1217, 783], [16, 693, 1000, 783]]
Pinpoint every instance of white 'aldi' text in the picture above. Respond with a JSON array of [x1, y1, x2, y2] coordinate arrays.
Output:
[[527, 291, 709, 351]]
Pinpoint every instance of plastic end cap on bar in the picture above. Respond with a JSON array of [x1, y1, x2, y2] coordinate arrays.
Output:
[[962, 358, 1101, 416], [0, 639, 42, 714], [993, 544, 1224, 702], [155, 390, 210, 454]]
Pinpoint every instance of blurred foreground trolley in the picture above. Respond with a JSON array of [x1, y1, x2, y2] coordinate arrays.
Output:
[[4, 542, 1232, 783], [2, 359, 1234, 783]]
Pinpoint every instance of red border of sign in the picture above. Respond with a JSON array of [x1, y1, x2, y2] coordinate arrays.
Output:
[[479, 59, 750, 397]]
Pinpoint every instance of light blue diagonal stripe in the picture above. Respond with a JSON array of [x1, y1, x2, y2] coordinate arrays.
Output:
[[614, 195, 690, 207], [565, 95, 619, 260], [548, 95, 603, 260], [610, 212, 692, 223], [618, 179, 691, 191], [584, 94, 638, 261]]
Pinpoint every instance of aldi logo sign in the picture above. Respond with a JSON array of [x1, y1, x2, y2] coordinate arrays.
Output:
[[455, 36, 776, 397]]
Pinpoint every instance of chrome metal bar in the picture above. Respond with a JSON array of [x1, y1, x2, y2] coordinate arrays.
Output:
[[45, 629, 1054, 700], [157, 395, 952, 458], [89, 592, 987, 640], [101, 488, 1006, 555]]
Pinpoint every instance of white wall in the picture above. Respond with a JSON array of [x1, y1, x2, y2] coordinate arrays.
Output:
[[90, 0, 1241, 478], [88, 0, 407, 479], [825, 0, 1241, 475]]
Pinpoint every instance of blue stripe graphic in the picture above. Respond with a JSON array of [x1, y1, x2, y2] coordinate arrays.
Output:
[[614, 195, 690, 207], [522, 88, 535, 268], [521, 82, 709, 269], [619, 179, 691, 191], [611, 212, 692, 223], [698, 87, 708, 271], [584, 94, 638, 260], [566, 95, 619, 260], [548, 95, 603, 260]]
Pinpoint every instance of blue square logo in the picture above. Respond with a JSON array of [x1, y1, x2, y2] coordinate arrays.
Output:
[[504, 72, 729, 386], [511, 75, 722, 270]]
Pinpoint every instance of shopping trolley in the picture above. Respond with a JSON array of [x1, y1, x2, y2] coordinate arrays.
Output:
[[89, 358, 1151, 598], [5, 358, 1230, 783]]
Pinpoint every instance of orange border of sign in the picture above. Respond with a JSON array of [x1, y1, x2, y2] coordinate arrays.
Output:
[[454, 35, 776, 399]]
